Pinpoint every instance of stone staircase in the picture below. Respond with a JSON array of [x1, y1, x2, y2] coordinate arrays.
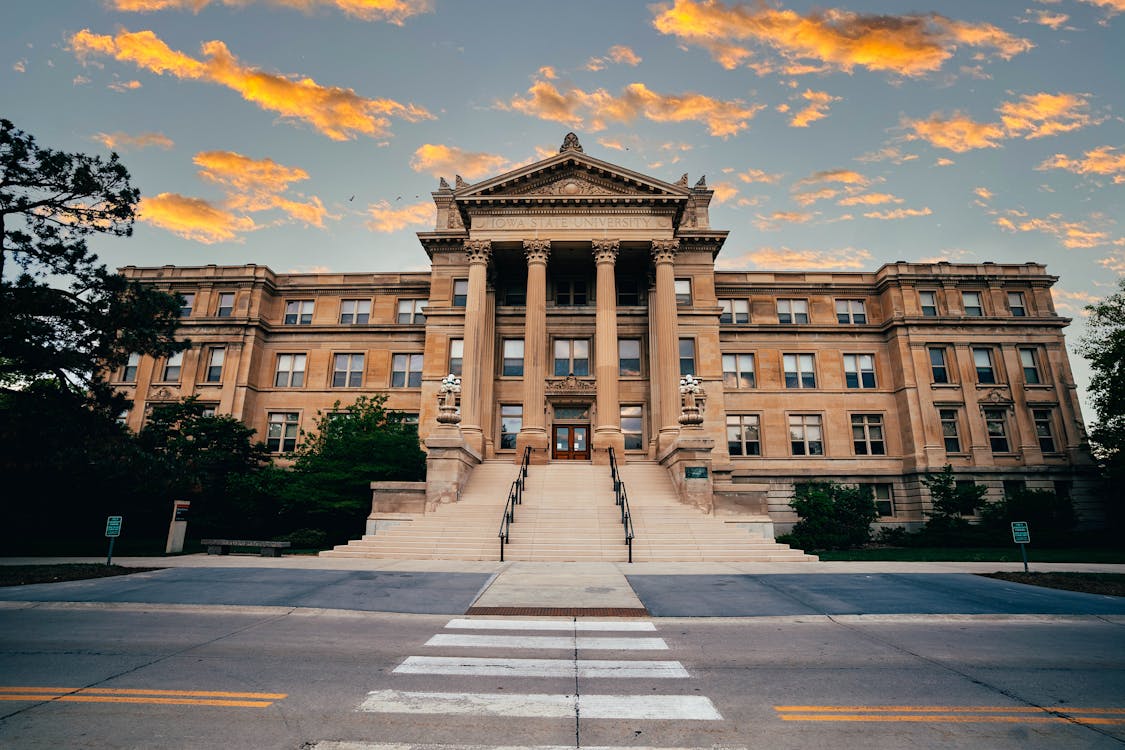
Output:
[[321, 460, 815, 562]]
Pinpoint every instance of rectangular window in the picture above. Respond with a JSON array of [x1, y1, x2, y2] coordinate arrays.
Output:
[[678, 338, 696, 377], [617, 281, 639, 306], [453, 279, 468, 307], [216, 292, 234, 317], [1008, 292, 1027, 317], [339, 299, 371, 324], [449, 339, 463, 376], [266, 412, 299, 453], [554, 339, 589, 376], [929, 347, 949, 384], [836, 299, 867, 324], [401, 413, 420, 432], [940, 409, 962, 453], [621, 405, 644, 450], [726, 414, 761, 456], [274, 353, 306, 387], [722, 353, 756, 389], [719, 298, 749, 324], [555, 280, 587, 306], [504, 283, 526, 306], [502, 339, 524, 376], [500, 405, 522, 449], [984, 408, 1010, 452], [284, 299, 313, 325], [200, 405, 217, 418], [162, 351, 183, 382], [789, 414, 824, 456], [919, 290, 938, 317], [783, 353, 816, 389], [843, 353, 877, 389], [391, 353, 423, 387], [332, 353, 364, 387], [396, 299, 426, 324], [962, 291, 983, 316], [873, 484, 894, 517], [973, 348, 996, 384], [1003, 479, 1026, 498], [122, 353, 140, 383], [1019, 348, 1041, 384], [777, 298, 809, 324], [675, 279, 692, 306], [179, 293, 195, 318], [205, 347, 225, 383], [851, 414, 886, 455], [619, 339, 641, 377], [1033, 409, 1057, 452]]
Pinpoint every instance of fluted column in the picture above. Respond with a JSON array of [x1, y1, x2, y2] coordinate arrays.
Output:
[[651, 239, 681, 452], [459, 239, 491, 455], [516, 239, 551, 462], [593, 239, 625, 462]]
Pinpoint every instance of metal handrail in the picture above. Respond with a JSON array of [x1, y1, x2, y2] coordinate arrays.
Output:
[[607, 448, 635, 563], [498, 446, 533, 561]]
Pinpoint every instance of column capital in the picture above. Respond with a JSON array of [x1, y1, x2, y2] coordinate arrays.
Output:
[[464, 239, 492, 265], [650, 239, 679, 264], [523, 238, 551, 265], [591, 239, 620, 264]]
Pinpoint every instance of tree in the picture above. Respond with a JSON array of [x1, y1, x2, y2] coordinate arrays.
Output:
[[922, 464, 988, 521], [0, 118, 184, 410], [780, 482, 879, 551], [1079, 277, 1125, 487]]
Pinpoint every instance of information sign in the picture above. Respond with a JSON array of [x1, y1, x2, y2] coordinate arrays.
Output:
[[685, 466, 709, 479], [105, 516, 123, 538], [1011, 521, 1030, 544]]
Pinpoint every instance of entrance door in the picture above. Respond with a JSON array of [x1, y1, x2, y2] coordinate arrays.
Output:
[[552, 425, 590, 460]]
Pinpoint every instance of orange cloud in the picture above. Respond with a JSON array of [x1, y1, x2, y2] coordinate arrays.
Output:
[[864, 207, 932, 219], [1037, 145, 1125, 183], [718, 246, 873, 270], [789, 89, 839, 128], [651, 0, 1032, 77], [995, 211, 1114, 248], [935, 157, 955, 166], [737, 167, 783, 184], [1077, 0, 1125, 14], [192, 150, 330, 226], [905, 92, 1096, 152], [974, 187, 994, 202], [110, 0, 432, 24], [753, 210, 816, 230], [71, 28, 432, 140], [792, 188, 838, 206], [365, 200, 435, 233], [138, 193, 257, 243], [586, 45, 643, 71], [838, 192, 903, 206], [796, 168, 871, 187], [1052, 288, 1097, 316], [1031, 10, 1069, 29], [410, 144, 514, 180], [108, 79, 143, 91], [710, 181, 739, 204], [91, 131, 174, 150], [501, 78, 764, 137], [855, 146, 918, 164], [903, 112, 1006, 152]]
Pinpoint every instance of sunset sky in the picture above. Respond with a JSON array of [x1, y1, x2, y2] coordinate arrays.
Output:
[[3, 0, 1122, 415]]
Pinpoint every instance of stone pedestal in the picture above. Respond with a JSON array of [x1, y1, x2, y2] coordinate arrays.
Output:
[[423, 424, 481, 511], [365, 483, 426, 534], [658, 429, 715, 513], [515, 429, 550, 465]]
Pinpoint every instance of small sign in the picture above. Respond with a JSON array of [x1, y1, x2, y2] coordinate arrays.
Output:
[[685, 466, 709, 479], [1011, 521, 1030, 544], [173, 502, 191, 522], [105, 516, 123, 538]]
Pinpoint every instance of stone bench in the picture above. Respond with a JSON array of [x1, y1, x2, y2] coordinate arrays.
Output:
[[201, 539, 291, 557]]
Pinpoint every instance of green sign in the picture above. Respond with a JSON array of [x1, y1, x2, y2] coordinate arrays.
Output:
[[685, 466, 709, 479], [105, 516, 123, 538], [1011, 521, 1030, 544]]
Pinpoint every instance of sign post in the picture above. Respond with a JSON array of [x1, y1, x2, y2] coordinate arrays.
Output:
[[1011, 521, 1030, 573], [104, 515, 123, 566], [165, 501, 191, 554]]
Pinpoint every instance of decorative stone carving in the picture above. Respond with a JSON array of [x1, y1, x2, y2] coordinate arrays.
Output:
[[675, 173, 689, 186], [523, 239, 551, 264], [447, 206, 464, 229], [981, 388, 1014, 409], [545, 375, 597, 396], [438, 177, 451, 190], [559, 132, 584, 153], [464, 239, 492, 264], [436, 374, 462, 425], [651, 238, 679, 264], [678, 375, 705, 427], [694, 175, 707, 188], [455, 175, 469, 189], [591, 239, 620, 264], [148, 386, 176, 401], [510, 170, 633, 196]]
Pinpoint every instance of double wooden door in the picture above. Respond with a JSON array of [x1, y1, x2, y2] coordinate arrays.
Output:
[[552, 425, 590, 460]]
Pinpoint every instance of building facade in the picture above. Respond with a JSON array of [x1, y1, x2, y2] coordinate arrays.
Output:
[[115, 134, 1098, 532]]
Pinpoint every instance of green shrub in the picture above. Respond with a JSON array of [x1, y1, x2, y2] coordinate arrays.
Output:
[[980, 488, 1077, 545], [784, 482, 879, 551], [276, 528, 329, 549]]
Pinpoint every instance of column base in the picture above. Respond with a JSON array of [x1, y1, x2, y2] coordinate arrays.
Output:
[[592, 428, 625, 465], [515, 428, 550, 465]]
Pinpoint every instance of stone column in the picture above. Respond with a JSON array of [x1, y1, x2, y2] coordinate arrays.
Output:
[[593, 239, 625, 463], [459, 239, 491, 456], [651, 239, 681, 453], [516, 239, 551, 462]]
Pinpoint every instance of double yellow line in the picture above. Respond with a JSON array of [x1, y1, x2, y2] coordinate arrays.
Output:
[[0, 686, 286, 708], [776, 705, 1125, 725]]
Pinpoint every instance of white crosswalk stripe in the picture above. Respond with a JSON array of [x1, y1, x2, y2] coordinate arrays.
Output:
[[358, 689, 722, 720], [444, 618, 656, 632], [425, 634, 668, 650], [394, 656, 689, 678]]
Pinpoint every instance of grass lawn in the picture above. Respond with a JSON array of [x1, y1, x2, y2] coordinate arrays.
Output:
[[816, 547, 1125, 563], [0, 564, 163, 587]]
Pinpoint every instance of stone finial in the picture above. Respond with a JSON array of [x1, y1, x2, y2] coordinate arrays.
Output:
[[694, 175, 707, 188], [559, 132, 584, 153], [455, 175, 469, 189], [438, 177, 451, 190], [676, 173, 689, 186]]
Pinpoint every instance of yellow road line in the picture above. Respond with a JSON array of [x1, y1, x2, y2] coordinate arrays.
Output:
[[0, 686, 286, 700], [0, 695, 274, 707], [776, 705, 1125, 714], [778, 714, 1125, 724]]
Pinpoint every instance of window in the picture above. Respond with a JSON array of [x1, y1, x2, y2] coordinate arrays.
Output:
[[777, 298, 809, 324], [1019, 348, 1041, 384], [332, 353, 364, 387], [1008, 292, 1027, 317], [1003, 479, 1026, 498], [789, 414, 824, 456], [216, 292, 234, 317], [984, 408, 1010, 452], [504, 283, 526, 306], [973, 348, 996, 384], [617, 281, 639, 306], [179, 293, 195, 318], [205, 347, 225, 383], [919, 290, 938, 317], [391, 353, 423, 387], [940, 409, 962, 453], [453, 279, 468, 307], [726, 415, 761, 456], [872, 484, 894, 517], [719, 298, 749, 324], [851, 414, 886, 455], [502, 339, 524, 376], [500, 405, 522, 449], [619, 339, 641, 377], [962, 291, 983, 316], [274, 353, 306, 387], [955, 481, 981, 515], [162, 351, 183, 382], [200, 405, 217, 418], [783, 353, 816, 389], [116, 409, 129, 425], [675, 279, 692, 306], [396, 299, 426, 324], [284, 299, 314, 325], [1033, 409, 1057, 452], [122, 353, 140, 383], [621, 406, 644, 450], [722, 353, 755, 388], [843, 354, 876, 389], [836, 299, 867, 324], [339, 299, 370, 324], [556, 280, 587, 306], [678, 339, 696, 377], [449, 339, 463, 376], [929, 348, 950, 384], [554, 339, 589, 376], [401, 413, 420, 432], [266, 412, 299, 453]]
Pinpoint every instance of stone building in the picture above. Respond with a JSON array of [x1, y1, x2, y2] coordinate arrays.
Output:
[[114, 134, 1098, 534]]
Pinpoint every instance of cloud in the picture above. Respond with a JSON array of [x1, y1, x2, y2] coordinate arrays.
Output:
[[1037, 145, 1125, 183], [1031, 10, 1070, 29], [1100, 251, 1125, 275], [903, 112, 1006, 152], [935, 157, 955, 166], [792, 188, 838, 206], [995, 210, 1116, 248], [973, 187, 993, 202], [737, 167, 783, 184], [73, 75, 92, 85], [410, 144, 514, 180], [788, 89, 840, 128], [855, 146, 918, 164], [138, 193, 257, 243], [838, 192, 903, 206], [70, 28, 433, 140], [753, 210, 816, 230], [193, 150, 331, 226], [796, 168, 871, 187], [916, 248, 973, 262], [91, 131, 174, 150], [718, 246, 873, 270], [1075, 0, 1125, 16], [365, 200, 435, 232], [1052, 288, 1097, 316], [538, 66, 557, 80], [586, 44, 643, 71], [109, 0, 433, 24], [500, 77, 764, 137], [864, 207, 932, 219], [710, 181, 739, 204], [650, 0, 1032, 77], [13, 59, 26, 73], [107, 78, 143, 91]]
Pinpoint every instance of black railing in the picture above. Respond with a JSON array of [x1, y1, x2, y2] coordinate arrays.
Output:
[[607, 447, 635, 563], [498, 446, 532, 561]]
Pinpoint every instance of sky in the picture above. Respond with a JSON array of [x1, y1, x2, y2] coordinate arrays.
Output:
[[2, 0, 1123, 419]]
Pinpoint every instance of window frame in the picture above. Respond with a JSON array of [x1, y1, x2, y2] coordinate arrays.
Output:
[[1019, 347, 1042, 384], [161, 350, 183, 382], [396, 298, 427, 324], [179, 292, 195, 318], [204, 347, 225, 383], [674, 278, 692, 306], [678, 338, 696, 377], [284, 299, 314, 325], [266, 411, 300, 453], [788, 413, 824, 456], [872, 484, 894, 517], [962, 290, 984, 317], [391, 353, 424, 388], [339, 299, 371, 324], [843, 353, 877, 389], [984, 408, 1011, 453], [499, 404, 522, 450], [783, 352, 817, 389], [621, 405, 645, 450], [722, 353, 756, 389], [332, 353, 365, 388], [502, 339, 525, 377], [448, 338, 463, 377], [216, 292, 234, 318], [121, 352, 140, 383], [973, 347, 997, 384], [919, 290, 938, 317], [274, 353, 307, 388], [777, 298, 809, 324], [850, 413, 886, 456], [453, 279, 468, 307], [929, 347, 950, 384], [939, 409, 962, 453], [555, 279, 588, 306], [719, 298, 749, 324], [726, 414, 761, 456], [835, 299, 867, 324], [1008, 291, 1027, 317], [1033, 408, 1057, 453], [618, 338, 642, 377]]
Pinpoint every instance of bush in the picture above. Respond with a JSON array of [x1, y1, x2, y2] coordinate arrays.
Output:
[[276, 528, 329, 549], [981, 488, 1077, 545], [783, 482, 879, 551]]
